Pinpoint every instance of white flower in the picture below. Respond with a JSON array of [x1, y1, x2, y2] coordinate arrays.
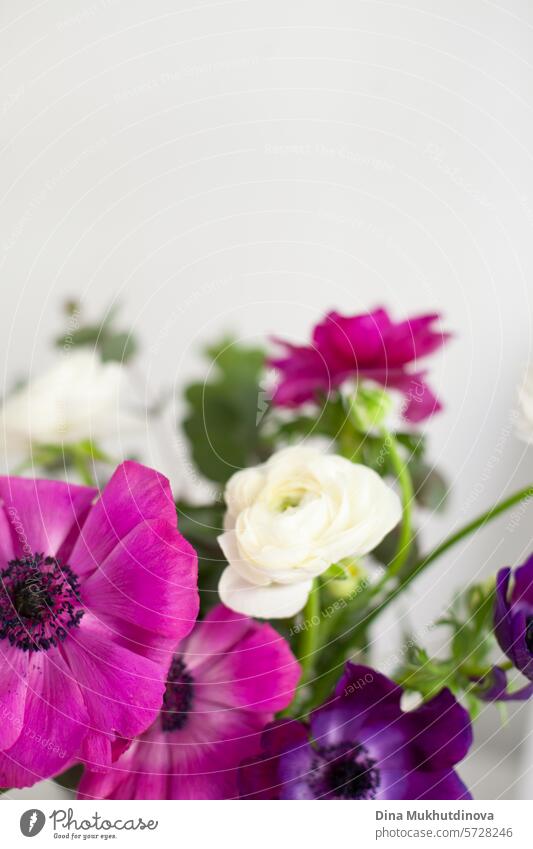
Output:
[[0, 350, 133, 457], [517, 367, 533, 443], [218, 445, 401, 618]]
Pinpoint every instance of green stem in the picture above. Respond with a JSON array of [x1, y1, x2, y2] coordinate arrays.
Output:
[[296, 581, 321, 685], [304, 482, 533, 713], [379, 430, 414, 580], [371, 482, 533, 624]]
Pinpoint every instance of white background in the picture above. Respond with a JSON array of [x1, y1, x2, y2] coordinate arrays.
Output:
[[0, 0, 532, 799]]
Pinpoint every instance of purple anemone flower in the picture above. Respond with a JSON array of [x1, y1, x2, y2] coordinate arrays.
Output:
[[239, 663, 472, 800], [0, 461, 199, 788], [269, 307, 450, 422], [494, 555, 533, 683], [473, 667, 533, 703], [78, 605, 301, 799]]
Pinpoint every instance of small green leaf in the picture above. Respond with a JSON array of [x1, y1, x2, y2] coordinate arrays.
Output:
[[182, 339, 267, 484]]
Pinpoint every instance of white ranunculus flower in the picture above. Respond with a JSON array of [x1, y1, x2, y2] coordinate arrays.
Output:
[[218, 445, 402, 618], [517, 367, 533, 443], [0, 349, 132, 457]]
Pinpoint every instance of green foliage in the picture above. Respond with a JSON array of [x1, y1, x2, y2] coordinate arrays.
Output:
[[183, 339, 266, 484], [176, 500, 227, 617], [18, 439, 111, 481], [55, 301, 137, 363], [395, 580, 498, 717]]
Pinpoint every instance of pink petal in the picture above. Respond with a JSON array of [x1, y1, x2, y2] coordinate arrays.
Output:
[[0, 477, 96, 559], [0, 644, 29, 750], [61, 613, 166, 771], [181, 604, 257, 672], [82, 519, 199, 661], [0, 650, 88, 788], [0, 508, 15, 563], [70, 461, 177, 578], [193, 617, 300, 715]]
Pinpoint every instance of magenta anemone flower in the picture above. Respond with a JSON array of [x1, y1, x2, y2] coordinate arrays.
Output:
[[0, 461, 199, 788], [78, 605, 300, 799], [239, 664, 472, 800], [269, 307, 450, 422]]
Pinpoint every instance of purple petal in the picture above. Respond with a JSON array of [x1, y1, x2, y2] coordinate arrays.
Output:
[[475, 667, 533, 702], [238, 720, 309, 800], [511, 554, 533, 608], [380, 768, 471, 800], [494, 568, 515, 658], [406, 688, 473, 770]]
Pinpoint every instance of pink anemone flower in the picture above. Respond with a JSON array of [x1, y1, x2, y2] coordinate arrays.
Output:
[[270, 307, 450, 422], [78, 605, 301, 799], [0, 461, 199, 788]]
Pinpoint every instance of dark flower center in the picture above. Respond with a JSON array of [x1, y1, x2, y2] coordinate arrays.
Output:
[[525, 617, 533, 654], [309, 743, 380, 800], [161, 655, 194, 732], [0, 554, 84, 652]]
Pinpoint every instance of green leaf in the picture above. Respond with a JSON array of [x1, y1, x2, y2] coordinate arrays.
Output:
[[176, 500, 227, 616], [411, 461, 449, 512], [54, 303, 138, 363], [175, 501, 225, 547], [99, 331, 137, 363], [182, 339, 266, 484]]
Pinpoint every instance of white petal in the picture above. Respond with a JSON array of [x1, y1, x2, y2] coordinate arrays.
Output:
[[218, 566, 312, 619], [217, 530, 270, 586]]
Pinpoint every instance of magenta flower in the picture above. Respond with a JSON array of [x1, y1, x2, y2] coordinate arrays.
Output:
[[239, 664, 472, 800], [0, 461, 199, 788], [269, 307, 450, 422], [78, 605, 301, 799]]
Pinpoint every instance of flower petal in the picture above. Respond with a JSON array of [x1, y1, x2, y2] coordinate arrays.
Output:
[[0, 644, 29, 750], [61, 614, 166, 771], [218, 566, 312, 618], [0, 477, 96, 559], [70, 461, 177, 578], [192, 615, 300, 714], [0, 650, 88, 788], [82, 519, 198, 661]]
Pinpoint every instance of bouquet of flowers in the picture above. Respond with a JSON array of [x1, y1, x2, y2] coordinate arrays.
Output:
[[1, 302, 532, 801]]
